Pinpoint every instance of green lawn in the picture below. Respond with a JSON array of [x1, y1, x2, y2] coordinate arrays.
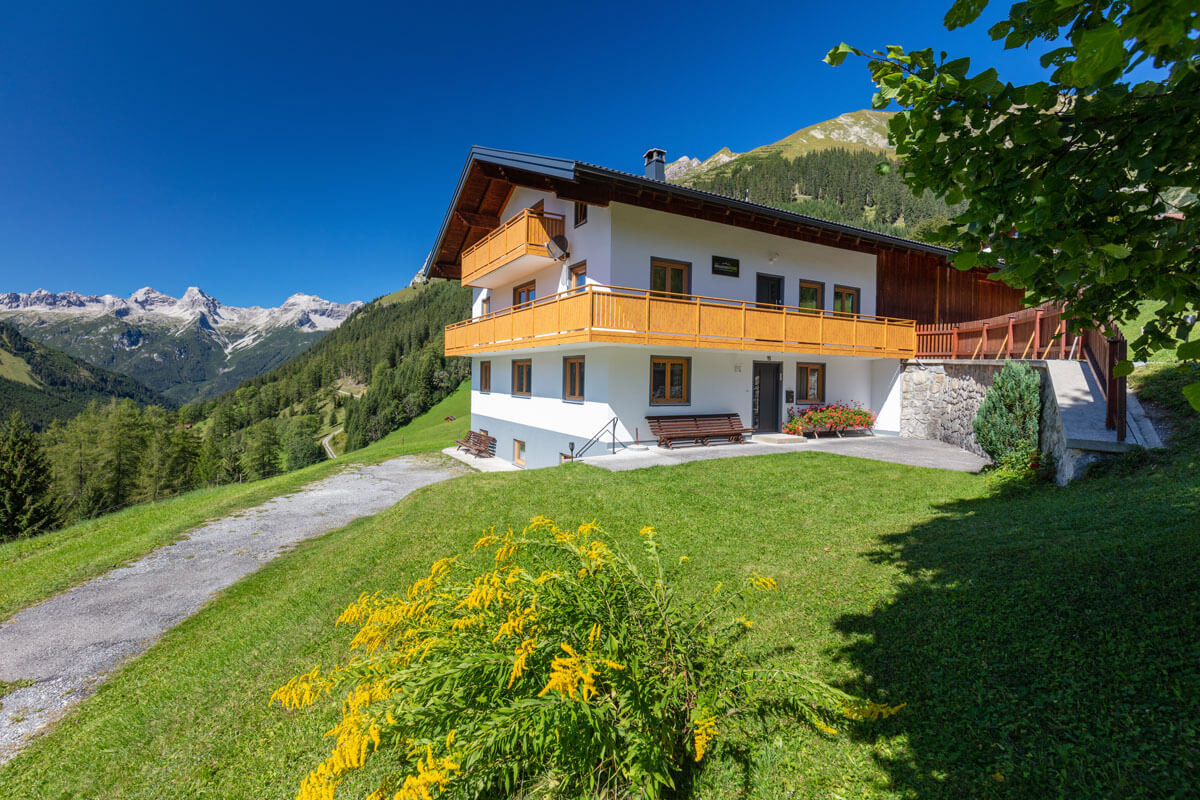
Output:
[[1115, 301, 1200, 362], [1, 368, 1197, 798], [0, 384, 469, 622]]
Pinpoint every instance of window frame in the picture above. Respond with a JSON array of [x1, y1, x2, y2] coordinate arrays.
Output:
[[478, 360, 491, 393], [797, 279, 825, 312], [649, 355, 691, 406], [513, 439, 526, 466], [562, 356, 585, 403], [650, 257, 691, 298], [513, 280, 536, 309], [833, 284, 860, 316], [512, 359, 532, 397], [795, 362, 826, 404], [480, 295, 491, 316], [568, 261, 587, 292], [573, 201, 588, 227]]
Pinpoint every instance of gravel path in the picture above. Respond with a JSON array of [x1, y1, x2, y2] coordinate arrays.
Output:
[[0, 455, 465, 763]]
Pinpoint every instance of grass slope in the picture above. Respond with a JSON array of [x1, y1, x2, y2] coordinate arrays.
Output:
[[2, 368, 1197, 798], [0, 384, 469, 622], [0, 348, 40, 387]]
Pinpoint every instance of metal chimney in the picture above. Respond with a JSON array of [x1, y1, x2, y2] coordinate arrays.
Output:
[[643, 148, 666, 181]]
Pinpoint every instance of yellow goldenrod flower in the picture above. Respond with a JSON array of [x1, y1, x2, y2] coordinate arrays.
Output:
[[639, 525, 657, 538], [841, 701, 906, 721], [587, 622, 601, 646], [537, 643, 596, 703], [693, 715, 718, 762], [599, 658, 625, 671], [679, 555, 690, 564], [508, 638, 537, 687], [750, 572, 778, 592], [737, 616, 755, 629]]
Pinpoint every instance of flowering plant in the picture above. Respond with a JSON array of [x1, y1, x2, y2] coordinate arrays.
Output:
[[272, 517, 900, 800], [783, 403, 876, 435]]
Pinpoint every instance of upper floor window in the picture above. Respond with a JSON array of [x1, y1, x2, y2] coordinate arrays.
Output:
[[651, 258, 690, 297], [569, 261, 587, 292], [513, 281, 536, 308], [479, 360, 491, 393], [833, 285, 860, 315], [798, 280, 824, 311], [573, 202, 588, 227], [512, 359, 532, 396], [480, 296, 491, 316]]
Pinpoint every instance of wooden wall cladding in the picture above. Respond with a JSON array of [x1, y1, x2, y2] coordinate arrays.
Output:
[[875, 250, 1025, 324]]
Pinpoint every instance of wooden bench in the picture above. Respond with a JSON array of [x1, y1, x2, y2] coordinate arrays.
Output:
[[454, 430, 496, 458], [645, 413, 754, 449]]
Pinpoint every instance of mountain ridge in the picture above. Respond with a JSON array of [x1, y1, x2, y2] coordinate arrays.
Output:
[[665, 109, 894, 184], [0, 287, 363, 404]]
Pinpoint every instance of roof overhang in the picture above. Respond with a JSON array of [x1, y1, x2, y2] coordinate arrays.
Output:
[[423, 146, 955, 282]]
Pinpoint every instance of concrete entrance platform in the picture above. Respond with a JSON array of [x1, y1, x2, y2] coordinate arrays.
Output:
[[442, 446, 521, 472], [577, 434, 988, 473]]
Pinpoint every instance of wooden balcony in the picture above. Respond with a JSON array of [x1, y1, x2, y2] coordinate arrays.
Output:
[[445, 284, 916, 358], [460, 209, 566, 287]]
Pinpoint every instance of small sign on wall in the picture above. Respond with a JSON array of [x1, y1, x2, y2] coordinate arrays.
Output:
[[712, 255, 740, 277]]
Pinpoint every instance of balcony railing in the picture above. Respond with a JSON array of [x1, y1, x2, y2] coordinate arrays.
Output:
[[460, 209, 566, 286], [445, 284, 916, 358]]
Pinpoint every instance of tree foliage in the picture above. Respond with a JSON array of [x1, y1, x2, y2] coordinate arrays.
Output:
[[829, 0, 1200, 402], [0, 411, 56, 540]]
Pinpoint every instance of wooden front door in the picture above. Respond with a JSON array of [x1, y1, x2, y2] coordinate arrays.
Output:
[[752, 362, 782, 432]]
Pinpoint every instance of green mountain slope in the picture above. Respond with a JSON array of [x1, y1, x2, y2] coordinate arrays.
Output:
[[0, 322, 171, 430], [667, 109, 957, 240]]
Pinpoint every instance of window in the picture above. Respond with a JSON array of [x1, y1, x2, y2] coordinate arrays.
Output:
[[650, 356, 690, 404], [513, 439, 526, 466], [479, 360, 491, 393], [798, 280, 824, 311], [513, 281, 536, 308], [512, 359, 532, 396], [563, 356, 585, 402], [650, 258, 690, 297], [481, 296, 491, 316], [833, 285, 860, 315], [569, 261, 587, 292], [796, 363, 825, 403], [573, 202, 588, 227]]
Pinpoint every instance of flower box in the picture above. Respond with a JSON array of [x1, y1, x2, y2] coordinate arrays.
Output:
[[783, 403, 876, 438]]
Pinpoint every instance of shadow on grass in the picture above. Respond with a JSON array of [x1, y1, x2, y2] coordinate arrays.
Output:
[[833, 414, 1200, 797]]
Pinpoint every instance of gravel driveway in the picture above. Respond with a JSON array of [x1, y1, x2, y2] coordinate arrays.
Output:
[[0, 455, 466, 763]]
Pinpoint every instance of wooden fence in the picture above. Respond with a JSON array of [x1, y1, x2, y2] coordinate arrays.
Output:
[[915, 302, 1127, 441]]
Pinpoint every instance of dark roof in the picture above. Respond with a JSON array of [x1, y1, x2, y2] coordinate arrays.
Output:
[[421, 146, 953, 281]]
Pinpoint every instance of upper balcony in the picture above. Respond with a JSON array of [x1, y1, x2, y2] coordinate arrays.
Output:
[[445, 284, 916, 359], [460, 209, 566, 288]]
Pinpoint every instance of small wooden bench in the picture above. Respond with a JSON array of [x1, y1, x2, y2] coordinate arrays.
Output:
[[454, 430, 496, 458], [645, 413, 754, 449]]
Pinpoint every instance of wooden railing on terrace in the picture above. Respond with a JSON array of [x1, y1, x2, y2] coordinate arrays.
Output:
[[445, 284, 917, 359], [460, 209, 566, 285], [915, 302, 1127, 441]]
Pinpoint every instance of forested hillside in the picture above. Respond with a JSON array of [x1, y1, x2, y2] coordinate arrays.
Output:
[[26, 280, 471, 530], [687, 148, 959, 240], [0, 322, 170, 430]]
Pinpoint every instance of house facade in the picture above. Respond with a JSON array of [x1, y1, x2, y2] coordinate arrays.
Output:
[[426, 147, 1024, 469]]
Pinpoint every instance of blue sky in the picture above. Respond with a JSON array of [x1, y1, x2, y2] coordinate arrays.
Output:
[[0, 1, 1121, 306]]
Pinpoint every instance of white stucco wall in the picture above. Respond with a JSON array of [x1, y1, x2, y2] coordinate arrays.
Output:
[[470, 188, 612, 318], [608, 203, 878, 312]]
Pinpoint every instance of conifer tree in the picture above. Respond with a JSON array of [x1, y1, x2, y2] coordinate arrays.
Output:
[[0, 411, 56, 540]]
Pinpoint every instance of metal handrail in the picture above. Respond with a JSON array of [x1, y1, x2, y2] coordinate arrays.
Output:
[[573, 417, 618, 459]]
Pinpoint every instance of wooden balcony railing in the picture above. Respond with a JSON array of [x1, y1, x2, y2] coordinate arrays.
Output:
[[916, 302, 1127, 441], [444, 284, 917, 358], [460, 209, 566, 285]]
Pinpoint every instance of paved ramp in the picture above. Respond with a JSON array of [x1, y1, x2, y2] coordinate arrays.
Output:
[[0, 455, 465, 763]]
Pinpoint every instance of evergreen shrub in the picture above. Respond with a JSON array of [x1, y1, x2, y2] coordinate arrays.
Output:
[[272, 517, 902, 800], [973, 361, 1041, 468]]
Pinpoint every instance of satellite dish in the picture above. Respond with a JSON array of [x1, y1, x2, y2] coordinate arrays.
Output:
[[546, 234, 569, 261]]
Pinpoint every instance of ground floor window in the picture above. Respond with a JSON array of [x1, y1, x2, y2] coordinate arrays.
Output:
[[650, 356, 690, 404], [513, 439, 526, 466], [563, 356, 585, 401], [512, 359, 532, 396], [479, 360, 491, 393], [796, 363, 825, 403]]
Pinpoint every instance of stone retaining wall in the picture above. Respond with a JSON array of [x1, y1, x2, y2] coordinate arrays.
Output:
[[899, 361, 1080, 482]]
